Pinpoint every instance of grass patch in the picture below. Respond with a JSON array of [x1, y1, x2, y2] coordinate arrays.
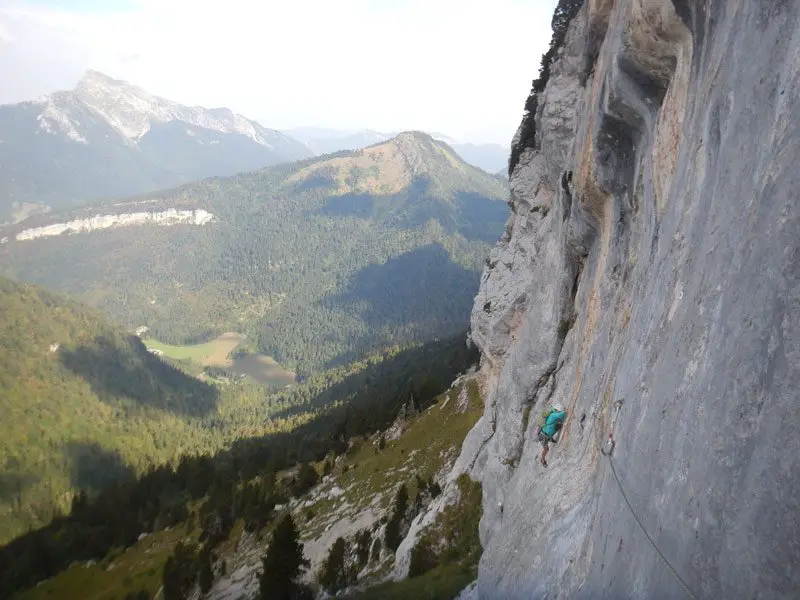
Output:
[[144, 333, 296, 387], [557, 315, 575, 340], [330, 381, 483, 513], [143, 333, 244, 363], [297, 378, 484, 585], [345, 562, 475, 600], [409, 475, 482, 578], [522, 405, 532, 432]]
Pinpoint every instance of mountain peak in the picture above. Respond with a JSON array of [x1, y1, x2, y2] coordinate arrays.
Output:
[[70, 71, 162, 138], [281, 128, 510, 172], [209, 107, 236, 120], [386, 130, 460, 162], [395, 130, 433, 140], [57, 73, 306, 153], [79, 70, 122, 86], [75, 70, 134, 97], [286, 130, 503, 199], [391, 130, 442, 148]]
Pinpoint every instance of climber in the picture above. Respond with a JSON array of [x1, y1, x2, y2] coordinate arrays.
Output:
[[537, 402, 567, 467]]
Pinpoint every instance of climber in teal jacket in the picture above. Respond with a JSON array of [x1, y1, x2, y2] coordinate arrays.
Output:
[[538, 402, 566, 467]]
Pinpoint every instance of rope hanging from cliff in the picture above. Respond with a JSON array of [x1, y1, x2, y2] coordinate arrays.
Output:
[[605, 457, 700, 600], [602, 405, 700, 600]]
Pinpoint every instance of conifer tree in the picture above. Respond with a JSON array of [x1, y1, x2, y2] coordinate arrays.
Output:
[[259, 515, 310, 600], [162, 541, 198, 600], [318, 537, 349, 593], [199, 548, 214, 594], [384, 484, 409, 551]]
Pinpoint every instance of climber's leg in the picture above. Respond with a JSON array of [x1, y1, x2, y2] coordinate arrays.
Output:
[[539, 434, 550, 467]]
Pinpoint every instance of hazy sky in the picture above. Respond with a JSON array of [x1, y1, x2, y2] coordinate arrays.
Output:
[[0, 0, 558, 145]]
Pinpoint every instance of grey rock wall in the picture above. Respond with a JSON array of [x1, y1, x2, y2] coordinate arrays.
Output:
[[461, 1, 800, 599]]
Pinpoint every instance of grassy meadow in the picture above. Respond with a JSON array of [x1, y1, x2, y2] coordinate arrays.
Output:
[[144, 332, 296, 387]]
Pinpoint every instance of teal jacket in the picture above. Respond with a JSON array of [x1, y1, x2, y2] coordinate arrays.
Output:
[[542, 409, 566, 438]]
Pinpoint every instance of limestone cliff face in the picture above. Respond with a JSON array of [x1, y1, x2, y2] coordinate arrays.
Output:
[[460, 1, 800, 598]]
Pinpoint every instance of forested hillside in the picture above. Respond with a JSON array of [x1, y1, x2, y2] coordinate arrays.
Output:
[[0, 274, 478, 547], [0, 308, 478, 597], [1, 131, 508, 374], [0, 276, 227, 544]]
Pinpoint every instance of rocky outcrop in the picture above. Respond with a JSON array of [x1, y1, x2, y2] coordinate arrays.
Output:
[[14, 209, 214, 241], [461, 1, 800, 599]]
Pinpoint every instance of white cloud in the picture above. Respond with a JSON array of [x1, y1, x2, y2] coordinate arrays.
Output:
[[0, 0, 558, 144], [0, 19, 12, 42]]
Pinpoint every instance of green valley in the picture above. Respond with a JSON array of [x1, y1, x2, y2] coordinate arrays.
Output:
[[0, 132, 508, 375], [0, 275, 478, 545], [0, 277, 308, 545], [144, 335, 243, 363], [0, 279, 480, 597]]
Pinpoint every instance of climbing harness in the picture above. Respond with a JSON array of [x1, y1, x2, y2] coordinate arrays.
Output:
[[601, 400, 700, 600]]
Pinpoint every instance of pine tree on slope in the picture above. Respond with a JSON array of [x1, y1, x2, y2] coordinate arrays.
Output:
[[259, 515, 311, 600]]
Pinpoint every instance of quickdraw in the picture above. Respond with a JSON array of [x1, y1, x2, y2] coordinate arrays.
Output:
[[600, 398, 624, 456]]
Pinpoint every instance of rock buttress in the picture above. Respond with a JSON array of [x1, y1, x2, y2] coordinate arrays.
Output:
[[460, 1, 800, 599]]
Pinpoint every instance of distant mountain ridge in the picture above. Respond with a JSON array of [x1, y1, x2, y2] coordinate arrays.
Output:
[[0, 71, 311, 221], [284, 127, 390, 155], [285, 127, 510, 174], [1, 131, 509, 374]]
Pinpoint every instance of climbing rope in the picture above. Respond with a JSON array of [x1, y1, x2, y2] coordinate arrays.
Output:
[[601, 404, 700, 600], [605, 456, 700, 600]]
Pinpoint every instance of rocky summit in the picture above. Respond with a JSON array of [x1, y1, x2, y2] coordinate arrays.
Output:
[[285, 127, 512, 174], [456, 1, 800, 599], [0, 71, 310, 221]]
